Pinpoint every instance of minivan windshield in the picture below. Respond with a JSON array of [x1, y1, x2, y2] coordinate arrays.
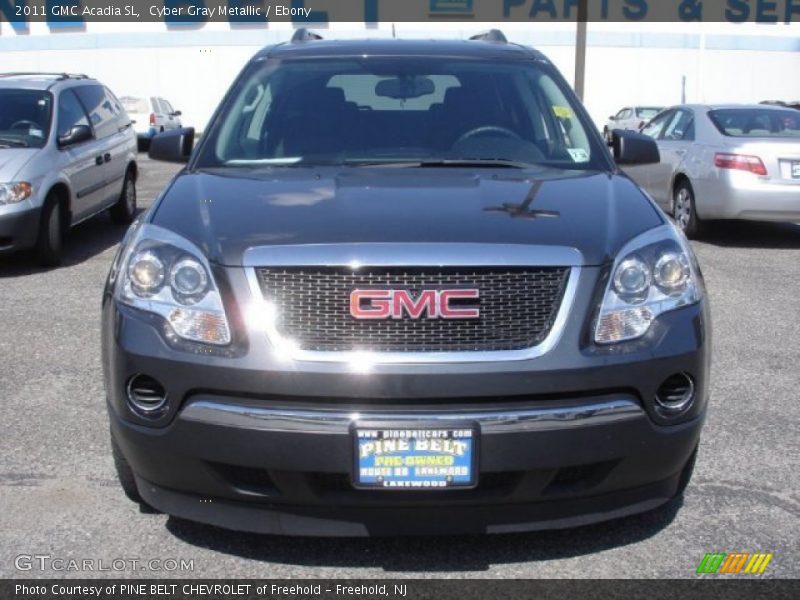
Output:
[[709, 108, 800, 138], [197, 57, 603, 170], [0, 89, 52, 149]]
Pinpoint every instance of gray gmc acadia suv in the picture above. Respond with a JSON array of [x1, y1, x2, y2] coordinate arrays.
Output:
[[0, 73, 138, 265], [103, 30, 711, 536]]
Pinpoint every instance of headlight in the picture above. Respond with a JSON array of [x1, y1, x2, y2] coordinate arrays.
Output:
[[595, 224, 703, 344], [0, 182, 33, 205], [115, 224, 231, 345]]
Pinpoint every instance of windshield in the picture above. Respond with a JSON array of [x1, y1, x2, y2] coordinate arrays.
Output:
[[0, 89, 52, 149], [709, 108, 800, 138], [197, 57, 603, 170], [636, 107, 661, 119]]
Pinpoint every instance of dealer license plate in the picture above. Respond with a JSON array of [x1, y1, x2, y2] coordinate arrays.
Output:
[[354, 426, 477, 489]]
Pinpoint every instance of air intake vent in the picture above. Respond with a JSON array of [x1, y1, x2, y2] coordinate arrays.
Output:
[[126, 374, 167, 416], [655, 373, 695, 413]]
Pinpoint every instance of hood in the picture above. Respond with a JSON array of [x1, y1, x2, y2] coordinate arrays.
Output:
[[150, 167, 663, 267], [0, 148, 39, 180]]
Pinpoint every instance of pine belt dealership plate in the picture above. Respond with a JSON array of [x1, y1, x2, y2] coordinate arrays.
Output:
[[353, 425, 477, 489]]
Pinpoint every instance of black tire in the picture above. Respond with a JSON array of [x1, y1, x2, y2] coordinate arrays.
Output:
[[675, 445, 698, 498], [111, 431, 142, 503], [110, 170, 137, 225], [672, 179, 703, 239], [35, 193, 64, 266]]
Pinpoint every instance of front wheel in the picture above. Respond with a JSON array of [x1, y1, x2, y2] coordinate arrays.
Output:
[[672, 180, 703, 239], [110, 171, 137, 225], [35, 194, 64, 266]]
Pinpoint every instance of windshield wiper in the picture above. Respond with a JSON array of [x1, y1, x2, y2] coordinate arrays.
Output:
[[0, 137, 28, 148], [349, 158, 538, 169]]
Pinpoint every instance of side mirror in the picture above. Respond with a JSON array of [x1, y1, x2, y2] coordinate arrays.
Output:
[[149, 127, 195, 163], [57, 124, 93, 148], [612, 129, 660, 165], [172, 110, 182, 117], [609, 115, 617, 121]]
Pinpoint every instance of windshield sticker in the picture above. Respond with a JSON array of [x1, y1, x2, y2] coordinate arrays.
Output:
[[567, 148, 589, 162], [553, 105, 573, 119]]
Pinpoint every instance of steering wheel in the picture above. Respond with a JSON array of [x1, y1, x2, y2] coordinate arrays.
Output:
[[10, 120, 38, 131], [455, 125, 521, 145]]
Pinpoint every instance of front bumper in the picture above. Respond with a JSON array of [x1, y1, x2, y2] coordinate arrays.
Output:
[[0, 205, 40, 254], [103, 258, 710, 535]]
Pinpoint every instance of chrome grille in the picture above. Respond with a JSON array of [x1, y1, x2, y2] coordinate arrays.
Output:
[[254, 267, 570, 353]]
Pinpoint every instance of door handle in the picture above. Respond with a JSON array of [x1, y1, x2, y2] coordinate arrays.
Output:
[[104, 153, 112, 163], [95, 156, 104, 166]]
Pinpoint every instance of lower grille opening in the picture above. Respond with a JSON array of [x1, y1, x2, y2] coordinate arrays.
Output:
[[211, 463, 278, 495], [0, 236, 12, 248], [543, 460, 619, 495]]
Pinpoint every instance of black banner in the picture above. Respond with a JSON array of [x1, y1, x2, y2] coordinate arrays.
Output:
[[4, 579, 800, 600], [2, 0, 800, 24]]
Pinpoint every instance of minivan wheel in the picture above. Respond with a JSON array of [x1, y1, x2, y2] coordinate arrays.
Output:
[[672, 180, 703, 239], [35, 193, 64, 266], [110, 171, 137, 225]]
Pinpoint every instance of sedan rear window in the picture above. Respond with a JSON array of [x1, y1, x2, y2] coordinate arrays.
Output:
[[709, 108, 800, 138], [121, 96, 149, 113]]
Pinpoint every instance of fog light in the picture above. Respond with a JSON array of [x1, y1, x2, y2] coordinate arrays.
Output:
[[655, 373, 695, 414], [126, 374, 167, 416]]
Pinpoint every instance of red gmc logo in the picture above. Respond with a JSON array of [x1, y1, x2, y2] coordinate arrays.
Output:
[[350, 289, 480, 320]]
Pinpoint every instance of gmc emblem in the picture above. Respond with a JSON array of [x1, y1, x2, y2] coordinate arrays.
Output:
[[350, 289, 480, 320]]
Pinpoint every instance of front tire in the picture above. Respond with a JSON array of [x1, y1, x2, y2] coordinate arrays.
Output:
[[110, 170, 137, 225], [111, 431, 142, 504], [35, 193, 64, 266], [672, 180, 703, 239]]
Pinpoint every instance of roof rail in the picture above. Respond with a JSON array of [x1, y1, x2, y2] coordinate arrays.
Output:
[[291, 28, 323, 43], [469, 29, 508, 43], [0, 72, 90, 81]]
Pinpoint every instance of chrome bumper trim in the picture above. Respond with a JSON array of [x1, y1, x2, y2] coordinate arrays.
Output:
[[180, 398, 644, 434]]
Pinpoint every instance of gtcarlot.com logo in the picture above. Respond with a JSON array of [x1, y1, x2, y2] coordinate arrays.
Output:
[[696, 552, 773, 575], [15, 554, 194, 572]]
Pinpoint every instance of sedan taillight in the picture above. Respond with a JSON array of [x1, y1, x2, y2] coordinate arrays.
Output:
[[714, 153, 767, 176], [149, 113, 156, 126]]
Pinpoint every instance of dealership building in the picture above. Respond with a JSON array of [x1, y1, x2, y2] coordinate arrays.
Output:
[[1, 20, 799, 132]]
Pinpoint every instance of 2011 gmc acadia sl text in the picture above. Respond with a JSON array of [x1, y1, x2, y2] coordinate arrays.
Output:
[[102, 30, 711, 536]]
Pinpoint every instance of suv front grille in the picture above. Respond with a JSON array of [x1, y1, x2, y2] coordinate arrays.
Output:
[[254, 266, 570, 353]]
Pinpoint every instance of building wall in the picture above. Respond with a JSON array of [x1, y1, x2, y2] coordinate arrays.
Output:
[[1, 21, 799, 132]]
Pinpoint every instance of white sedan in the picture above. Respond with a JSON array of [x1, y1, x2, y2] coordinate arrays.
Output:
[[624, 104, 800, 237]]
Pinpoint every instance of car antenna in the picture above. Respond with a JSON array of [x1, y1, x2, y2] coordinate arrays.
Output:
[[291, 28, 323, 43]]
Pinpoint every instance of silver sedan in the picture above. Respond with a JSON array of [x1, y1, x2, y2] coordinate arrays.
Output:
[[624, 104, 800, 237]]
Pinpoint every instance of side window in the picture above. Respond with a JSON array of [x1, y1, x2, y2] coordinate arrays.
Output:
[[641, 110, 673, 140], [615, 108, 628, 120], [105, 87, 129, 129], [73, 85, 118, 139], [663, 110, 694, 141], [162, 100, 174, 114], [57, 89, 90, 138]]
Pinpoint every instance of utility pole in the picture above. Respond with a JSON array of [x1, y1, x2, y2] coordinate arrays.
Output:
[[574, 0, 588, 101]]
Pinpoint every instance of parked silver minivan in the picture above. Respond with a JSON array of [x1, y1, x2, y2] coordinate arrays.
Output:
[[0, 73, 138, 265]]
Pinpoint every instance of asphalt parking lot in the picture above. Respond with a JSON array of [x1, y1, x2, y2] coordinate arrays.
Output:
[[0, 155, 798, 579]]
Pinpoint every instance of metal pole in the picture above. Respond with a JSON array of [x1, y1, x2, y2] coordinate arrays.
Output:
[[574, 0, 588, 101]]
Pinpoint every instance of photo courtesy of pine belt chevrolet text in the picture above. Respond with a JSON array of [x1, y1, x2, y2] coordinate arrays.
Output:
[[100, 29, 711, 536]]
